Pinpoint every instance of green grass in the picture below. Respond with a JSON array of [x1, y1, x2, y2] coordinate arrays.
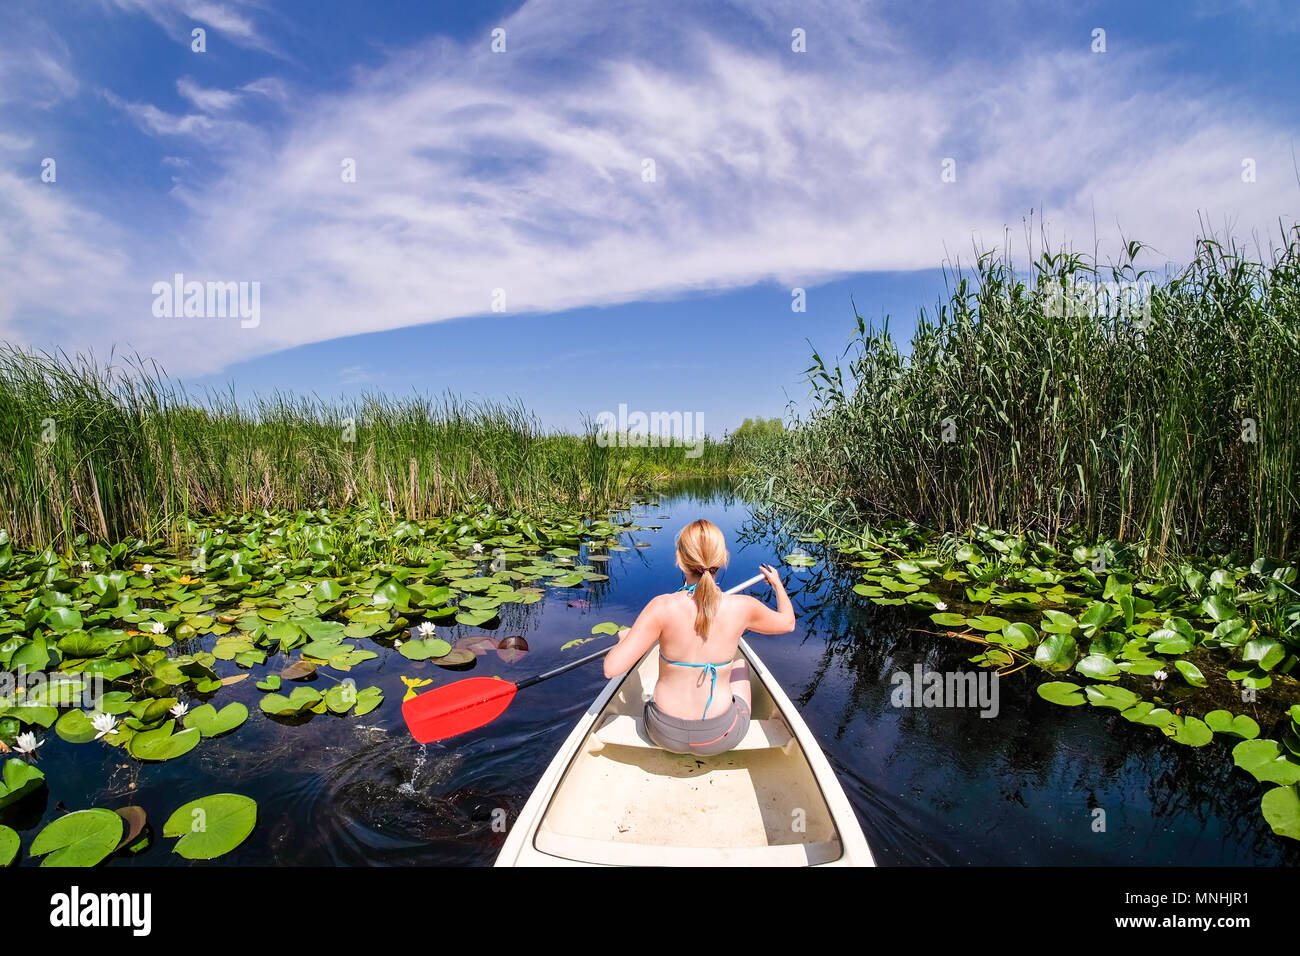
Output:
[[747, 225, 1300, 565], [0, 348, 741, 549]]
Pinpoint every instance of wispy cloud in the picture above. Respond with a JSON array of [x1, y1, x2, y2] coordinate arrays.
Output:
[[0, 12, 78, 108], [97, 0, 271, 49]]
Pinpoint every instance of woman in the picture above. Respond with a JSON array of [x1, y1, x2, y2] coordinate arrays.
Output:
[[603, 519, 795, 756]]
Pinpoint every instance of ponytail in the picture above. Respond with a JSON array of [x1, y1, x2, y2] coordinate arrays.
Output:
[[676, 519, 729, 638], [693, 567, 721, 638]]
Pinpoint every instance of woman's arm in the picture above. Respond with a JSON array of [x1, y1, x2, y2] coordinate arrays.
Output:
[[602, 596, 664, 678], [742, 563, 796, 634]]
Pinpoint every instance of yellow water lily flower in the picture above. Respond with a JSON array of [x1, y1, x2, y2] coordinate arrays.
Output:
[[400, 676, 433, 701]]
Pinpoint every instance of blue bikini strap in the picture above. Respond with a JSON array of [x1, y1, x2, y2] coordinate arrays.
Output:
[[657, 653, 721, 719]]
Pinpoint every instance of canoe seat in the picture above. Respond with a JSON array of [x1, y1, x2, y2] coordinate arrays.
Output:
[[591, 713, 794, 753]]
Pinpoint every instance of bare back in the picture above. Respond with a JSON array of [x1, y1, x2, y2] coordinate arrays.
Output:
[[653, 591, 753, 720], [601, 564, 796, 719]]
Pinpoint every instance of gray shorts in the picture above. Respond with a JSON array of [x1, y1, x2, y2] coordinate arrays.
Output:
[[643, 695, 752, 757]]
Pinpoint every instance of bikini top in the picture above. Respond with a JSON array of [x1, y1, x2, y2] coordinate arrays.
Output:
[[658, 581, 732, 718]]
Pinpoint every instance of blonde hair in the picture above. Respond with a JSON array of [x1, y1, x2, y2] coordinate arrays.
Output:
[[676, 519, 729, 638]]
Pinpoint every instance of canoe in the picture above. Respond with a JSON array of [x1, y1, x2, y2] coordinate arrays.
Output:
[[494, 638, 875, 866]]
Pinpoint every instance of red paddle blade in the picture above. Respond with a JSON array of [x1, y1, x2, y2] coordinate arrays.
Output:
[[401, 677, 519, 743]]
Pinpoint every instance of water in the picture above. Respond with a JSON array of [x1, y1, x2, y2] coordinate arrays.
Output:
[[5, 481, 1297, 865]]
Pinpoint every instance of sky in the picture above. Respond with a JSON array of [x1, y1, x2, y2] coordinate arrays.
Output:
[[1, 0, 1297, 434]]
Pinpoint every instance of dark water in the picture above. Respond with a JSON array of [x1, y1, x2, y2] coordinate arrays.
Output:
[[5, 482, 1297, 866]]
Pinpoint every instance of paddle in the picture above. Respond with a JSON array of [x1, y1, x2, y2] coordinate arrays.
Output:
[[401, 571, 767, 743]]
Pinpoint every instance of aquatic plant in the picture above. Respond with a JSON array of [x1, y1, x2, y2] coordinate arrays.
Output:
[[750, 226, 1300, 565], [808, 518, 1299, 840], [0, 349, 743, 550], [0, 497, 654, 861]]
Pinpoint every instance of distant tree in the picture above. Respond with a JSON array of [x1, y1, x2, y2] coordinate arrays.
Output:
[[730, 417, 785, 440]]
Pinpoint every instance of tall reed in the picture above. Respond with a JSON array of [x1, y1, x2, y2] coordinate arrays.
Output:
[[748, 225, 1300, 563], [0, 349, 737, 549]]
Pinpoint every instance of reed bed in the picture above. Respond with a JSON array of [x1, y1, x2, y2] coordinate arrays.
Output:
[[0, 349, 738, 549], [747, 226, 1300, 564]]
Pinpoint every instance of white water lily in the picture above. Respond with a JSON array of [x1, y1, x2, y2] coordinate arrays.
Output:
[[170, 701, 189, 719], [935, 601, 948, 611], [149, 622, 166, 635], [141, 564, 154, 577], [14, 732, 42, 755], [418, 621, 436, 638], [1153, 669, 1169, 681], [80, 561, 92, 572], [91, 713, 118, 740], [470, 543, 484, 554]]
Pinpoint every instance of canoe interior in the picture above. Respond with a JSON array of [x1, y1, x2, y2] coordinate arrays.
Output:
[[532, 646, 846, 865]]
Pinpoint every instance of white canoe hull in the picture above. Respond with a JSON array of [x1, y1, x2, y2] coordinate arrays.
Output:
[[495, 639, 875, 866]]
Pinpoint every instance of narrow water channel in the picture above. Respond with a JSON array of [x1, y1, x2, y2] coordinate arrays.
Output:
[[8, 482, 1297, 865]]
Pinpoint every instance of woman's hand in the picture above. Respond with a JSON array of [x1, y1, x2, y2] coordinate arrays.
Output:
[[759, 563, 784, 591]]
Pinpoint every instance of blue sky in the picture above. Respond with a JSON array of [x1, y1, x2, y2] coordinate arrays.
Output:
[[1, 0, 1297, 433]]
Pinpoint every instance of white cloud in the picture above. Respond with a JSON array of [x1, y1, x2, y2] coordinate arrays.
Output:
[[0, 171, 133, 346], [177, 77, 242, 113], [3, 0, 1297, 377], [98, 0, 269, 48], [0, 13, 78, 108]]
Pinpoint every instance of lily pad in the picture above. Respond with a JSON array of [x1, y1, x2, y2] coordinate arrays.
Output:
[[454, 608, 498, 627], [259, 687, 322, 716], [1034, 633, 1077, 672], [1084, 685, 1139, 711], [497, 635, 530, 664], [1036, 681, 1086, 706], [280, 659, 318, 681], [453, 636, 499, 656], [0, 825, 17, 866], [1243, 638, 1284, 672], [1173, 659, 1207, 688], [114, 806, 148, 852], [54, 709, 99, 744], [1204, 710, 1259, 739], [930, 613, 967, 627], [432, 648, 477, 667], [127, 720, 201, 761], [399, 638, 451, 661], [353, 686, 384, 716], [183, 702, 248, 738], [1232, 739, 1300, 785], [1075, 654, 1121, 681], [1121, 703, 1176, 728], [30, 808, 123, 867], [0, 758, 46, 809], [1261, 785, 1300, 842], [163, 793, 257, 860], [1169, 716, 1213, 747]]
